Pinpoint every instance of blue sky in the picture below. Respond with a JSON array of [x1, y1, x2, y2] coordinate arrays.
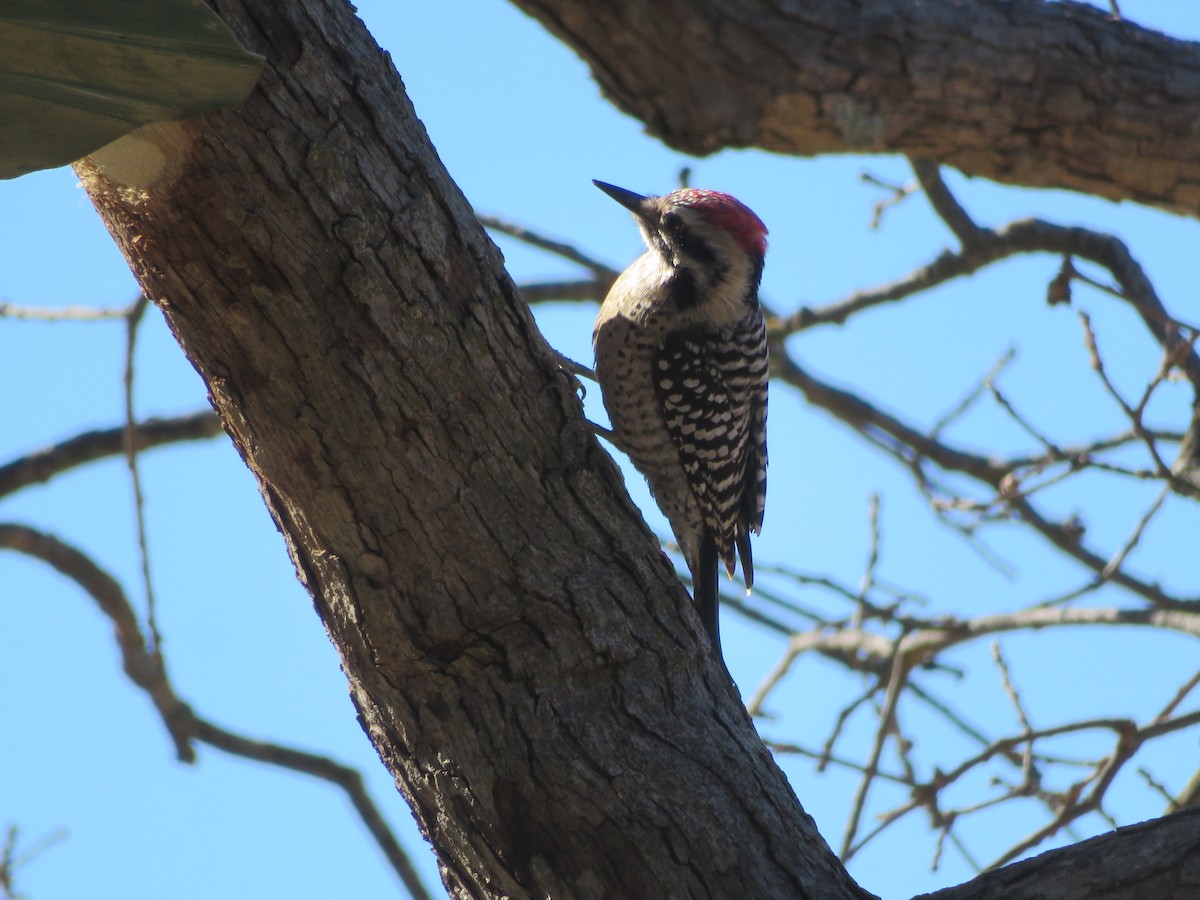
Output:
[[2, 2, 1198, 898]]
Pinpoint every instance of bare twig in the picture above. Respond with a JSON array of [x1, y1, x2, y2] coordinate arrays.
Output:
[[987, 381, 1062, 456], [190, 717, 433, 900], [986, 708, 1200, 868], [1174, 767, 1200, 811], [516, 279, 608, 305], [841, 641, 909, 859], [774, 175, 1200, 427], [0, 412, 223, 500], [1100, 486, 1170, 581], [478, 214, 618, 281], [818, 683, 883, 773], [717, 588, 794, 637], [931, 348, 1016, 438], [771, 353, 1200, 609], [0, 301, 127, 320], [0, 825, 67, 900], [1154, 669, 1200, 725], [1138, 768, 1176, 810], [1078, 311, 1172, 476], [856, 495, 882, 617], [861, 170, 917, 229], [745, 630, 840, 716], [991, 642, 1038, 791], [910, 159, 986, 247], [768, 245, 1002, 333], [122, 295, 162, 656], [0, 524, 432, 899], [1006, 429, 1181, 470], [992, 642, 1033, 737], [765, 740, 908, 783], [907, 682, 994, 751]]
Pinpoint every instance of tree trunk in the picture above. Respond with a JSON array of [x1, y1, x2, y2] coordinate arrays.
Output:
[[75, 1, 864, 897], [72, 0, 1197, 897], [512, 0, 1200, 215]]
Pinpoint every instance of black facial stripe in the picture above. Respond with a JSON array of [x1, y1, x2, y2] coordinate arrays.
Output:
[[649, 230, 672, 259], [667, 267, 699, 309], [749, 252, 765, 291], [674, 228, 718, 270]]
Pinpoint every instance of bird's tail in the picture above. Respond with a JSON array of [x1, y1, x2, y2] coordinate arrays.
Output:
[[735, 525, 754, 592], [697, 537, 722, 658]]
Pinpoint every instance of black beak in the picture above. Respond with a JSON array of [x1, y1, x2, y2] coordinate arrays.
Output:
[[593, 180, 650, 216]]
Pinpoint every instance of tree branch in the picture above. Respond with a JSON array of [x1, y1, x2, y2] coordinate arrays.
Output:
[[770, 352, 1197, 610], [189, 717, 433, 900], [0, 523, 432, 899], [914, 807, 1200, 900], [71, 1, 872, 896], [512, 0, 1200, 214], [0, 524, 191, 758], [0, 412, 223, 500]]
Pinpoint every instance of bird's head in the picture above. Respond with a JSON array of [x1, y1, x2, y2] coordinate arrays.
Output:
[[594, 180, 767, 324]]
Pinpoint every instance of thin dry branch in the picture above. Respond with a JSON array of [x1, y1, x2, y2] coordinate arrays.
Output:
[[930, 348, 1016, 438], [771, 353, 1198, 610], [909, 158, 984, 247], [986, 381, 1062, 456], [752, 606, 1200, 730], [1154, 670, 1200, 725], [811, 665, 1200, 869], [0, 524, 188, 756], [0, 524, 431, 900], [478, 215, 617, 305], [1078, 311, 1173, 477], [190, 717, 432, 898], [912, 162, 1200, 399], [517, 279, 609, 305], [1100, 487, 1170, 582], [990, 642, 1038, 791], [768, 245, 1003, 333], [987, 707, 1200, 868], [819, 684, 885, 774], [860, 170, 917, 230], [1004, 429, 1183, 470], [122, 295, 162, 656], [841, 638, 910, 859], [750, 570, 1200, 869], [0, 301, 128, 320], [856, 494, 883, 613], [748, 560, 1200, 866], [1005, 226, 1199, 398], [478, 214, 618, 281], [0, 412, 223, 499], [0, 824, 66, 900], [774, 163, 1200, 420], [766, 740, 908, 784]]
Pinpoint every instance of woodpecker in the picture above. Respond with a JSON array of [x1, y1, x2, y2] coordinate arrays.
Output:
[[591, 180, 769, 660]]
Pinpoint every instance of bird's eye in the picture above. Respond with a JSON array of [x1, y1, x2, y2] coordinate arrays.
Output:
[[662, 212, 685, 235]]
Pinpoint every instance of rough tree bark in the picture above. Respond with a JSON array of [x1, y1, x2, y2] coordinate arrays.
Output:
[[74, 2, 864, 898], [69, 0, 1200, 897], [513, 0, 1200, 214]]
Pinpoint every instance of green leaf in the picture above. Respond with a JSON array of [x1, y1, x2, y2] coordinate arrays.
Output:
[[0, 0, 264, 179]]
